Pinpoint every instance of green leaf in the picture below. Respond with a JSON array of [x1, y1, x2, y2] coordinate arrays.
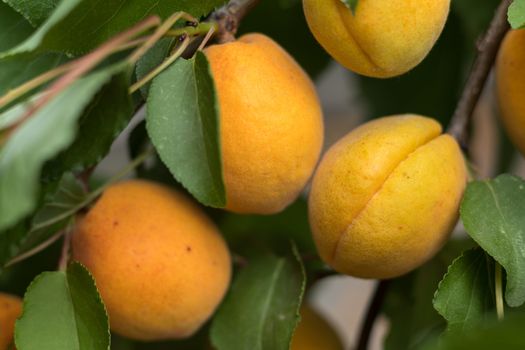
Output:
[[210, 248, 305, 350], [218, 198, 317, 256], [461, 174, 525, 307], [0, 174, 87, 267], [135, 38, 175, 98], [383, 238, 475, 350], [5, 0, 225, 56], [2, 0, 59, 27], [0, 220, 31, 270], [0, 1, 33, 51], [422, 314, 525, 350], [3, 0, 81, 57], [0, 63, 127, 232], [509, 0, 525, 29], [340, 0, 358, 13], [43, 72, 133, 179], [15, 262, 109, 350], [433, 248, 496, 334], [146, 51, 225, 208], [0, 2, 66, 99]]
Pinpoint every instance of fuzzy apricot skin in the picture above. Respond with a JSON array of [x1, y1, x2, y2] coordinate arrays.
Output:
[[309, 115, 466, 279], [291, 306, 343, 350], [204, 33, 324, 214], [71, 180, 231, 341], [496, 29, 525, 155], [302, 0, 450, 78], [0, 292, 22, 350]]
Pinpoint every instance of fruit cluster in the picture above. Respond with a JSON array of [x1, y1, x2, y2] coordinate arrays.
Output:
[[11, 0, 525, 347]]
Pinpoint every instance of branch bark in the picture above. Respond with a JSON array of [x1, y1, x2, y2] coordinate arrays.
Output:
[[355, 280, 390, 350], [210, 0, 261, 43], [447, 0, 511, 150]]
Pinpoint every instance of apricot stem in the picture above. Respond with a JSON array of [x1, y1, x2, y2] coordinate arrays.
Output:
[[128, 12, 196, 65], [495, 262, 505, 320], [447, 0, 511, 150], [197, 26, 217, 51], [165, 22, 217, 38]]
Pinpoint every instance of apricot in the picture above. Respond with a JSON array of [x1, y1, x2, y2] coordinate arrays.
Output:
[[204, 33, 323, 214], [302, 0, 451, 78], [0, 292, 22, 350], [291, 306, 343, 350], [71, 180, 231, 340], [496, 29, 525, 155], [308, 115, 466, 279]]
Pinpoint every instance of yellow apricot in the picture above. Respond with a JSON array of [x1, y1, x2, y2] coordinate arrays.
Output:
[[496, 29, 525, 155], [291, 306, 343, 350], [0, 292, 22, 350], [204, 33, 324, 214], [302, 0, 451, 78], [309, 115, 466, 279], [71, 180, 231, 341]]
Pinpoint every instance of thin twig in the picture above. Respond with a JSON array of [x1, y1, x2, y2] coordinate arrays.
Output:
[[3, 16, 160, 139], [58, 219, 75, 271], [31, 148, 152, 232], [355, 280, 390, 350], [128, 12, 195, 64], [76, 165, 95, 194], [4, 229, 65, 268], [447, 0, 511, 150], [0, 37, 149, 114]]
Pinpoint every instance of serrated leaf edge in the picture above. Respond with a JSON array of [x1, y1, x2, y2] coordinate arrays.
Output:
[[68, 261, 111, 350], [287, 240, 307, 349], [460, 174, 525, 307]]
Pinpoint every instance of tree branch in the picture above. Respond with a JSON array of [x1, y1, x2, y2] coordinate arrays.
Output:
[[447, 0, 511, 150], [210, 0, 261, 43], [355, 280, 390, 350]]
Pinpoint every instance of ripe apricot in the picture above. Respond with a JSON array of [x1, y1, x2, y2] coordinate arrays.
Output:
[[309, 115, 466, 279], [71, 180, 231, 340], [291, 306, 343, 350], [0, 292, 22, 350], [302, 0, 451, 78], [204, 33, 324, 214], [496, 29, 525, 155]]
